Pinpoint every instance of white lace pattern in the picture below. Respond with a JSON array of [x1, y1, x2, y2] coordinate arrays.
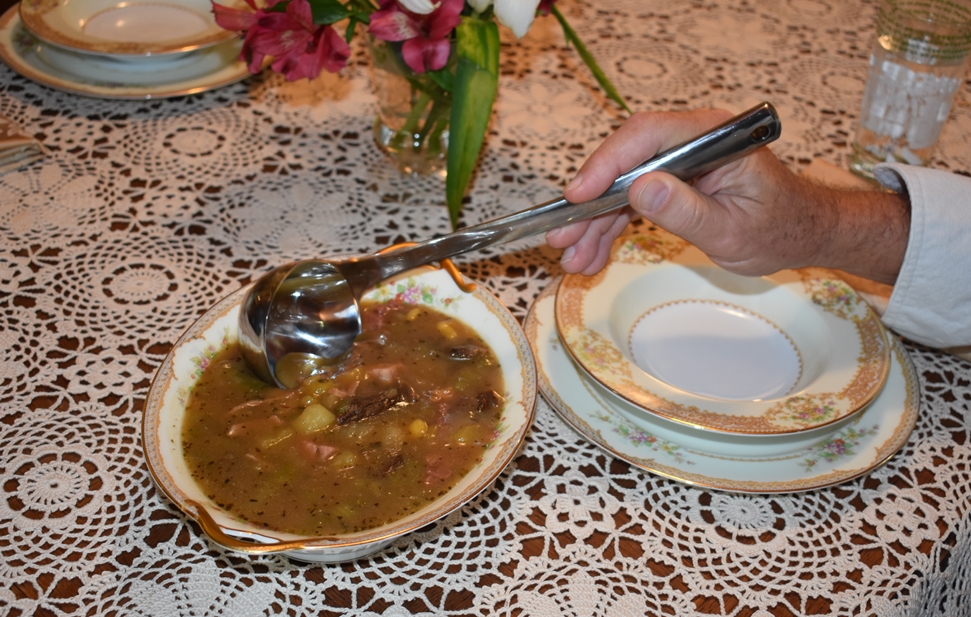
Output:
[[2, 0, 971, 615]]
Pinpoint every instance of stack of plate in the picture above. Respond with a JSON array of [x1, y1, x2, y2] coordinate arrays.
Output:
[[525, 227, 918, 493], [0, 0, 252, 99]]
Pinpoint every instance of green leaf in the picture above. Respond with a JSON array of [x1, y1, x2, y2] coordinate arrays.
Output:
[[551, 5, 631, 114], [427, 67, 455, 93], [446, 17, 499, 229], [307, 0, 353, 24], [344, 17, 360, 43]]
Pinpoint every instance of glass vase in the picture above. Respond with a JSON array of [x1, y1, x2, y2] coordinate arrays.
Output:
[[368, 36, 452, 177]]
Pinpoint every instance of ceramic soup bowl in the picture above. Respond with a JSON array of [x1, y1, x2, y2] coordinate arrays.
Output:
[[143, 266, 537, 563]]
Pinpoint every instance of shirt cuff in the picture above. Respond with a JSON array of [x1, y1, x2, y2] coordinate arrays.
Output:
[[873, 162, 971, 349]]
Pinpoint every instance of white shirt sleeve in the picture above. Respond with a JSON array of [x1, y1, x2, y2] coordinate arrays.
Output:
[[872, 162, 971, 349]]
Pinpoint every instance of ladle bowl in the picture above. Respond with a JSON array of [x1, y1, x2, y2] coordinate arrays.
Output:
[[239, 102, 782, 387]]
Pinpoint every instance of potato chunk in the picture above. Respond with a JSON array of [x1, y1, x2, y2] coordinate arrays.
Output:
[[436, 320, 458, 340], [293, 403, 336, 435]]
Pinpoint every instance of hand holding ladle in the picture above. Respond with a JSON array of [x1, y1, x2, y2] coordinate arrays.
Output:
[[239, 102, 782, 387]]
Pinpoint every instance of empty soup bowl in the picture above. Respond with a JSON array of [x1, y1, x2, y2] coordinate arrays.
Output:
[[556, 228, 891, 436]]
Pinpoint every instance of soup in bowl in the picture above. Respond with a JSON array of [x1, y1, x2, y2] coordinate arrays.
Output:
[[143, 265, 537, 563]]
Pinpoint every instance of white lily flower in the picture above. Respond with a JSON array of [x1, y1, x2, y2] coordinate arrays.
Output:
[[397, 0, 439, 15], [494, 0, 543, 38], [466, 0, 493, 12]]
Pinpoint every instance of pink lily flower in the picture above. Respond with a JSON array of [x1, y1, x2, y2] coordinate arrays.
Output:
[[368, 0, 464, 73], [212, 0, 293, 33], [537, 0, 556, 15], [211, 0, 351, 80], [212, 0, 261, 31]]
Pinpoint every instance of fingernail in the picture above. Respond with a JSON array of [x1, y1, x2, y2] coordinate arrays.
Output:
[[564, 173, 583, 193], [636, 180, 668, 213], [561, 245, 576, 264]]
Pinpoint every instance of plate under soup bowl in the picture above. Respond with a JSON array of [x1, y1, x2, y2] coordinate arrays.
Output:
[[555, 228, 892, 437], [143, 265, 537, 563]]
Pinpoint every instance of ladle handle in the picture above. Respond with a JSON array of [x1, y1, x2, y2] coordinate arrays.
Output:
[[365, 102, 781, 285]]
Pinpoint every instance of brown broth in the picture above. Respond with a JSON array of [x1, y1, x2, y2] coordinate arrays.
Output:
[[181, 300, 505, 536]]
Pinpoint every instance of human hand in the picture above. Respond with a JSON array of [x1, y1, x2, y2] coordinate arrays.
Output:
[[546, 108, 847, 277]]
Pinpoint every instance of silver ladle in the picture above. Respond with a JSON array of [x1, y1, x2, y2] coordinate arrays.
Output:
[[240, 102, 782, 387]]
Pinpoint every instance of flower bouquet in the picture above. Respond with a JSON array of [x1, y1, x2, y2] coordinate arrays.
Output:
[[212, 0, 629, 227]]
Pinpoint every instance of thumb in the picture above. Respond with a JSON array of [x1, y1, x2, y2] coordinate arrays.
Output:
[[629, 172, 711, 242]]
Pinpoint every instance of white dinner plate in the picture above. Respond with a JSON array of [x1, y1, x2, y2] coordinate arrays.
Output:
[[0, 6, 252, 99], [556, 228, 891, 436], [531, 279, 917, 493], [19, 0, 240, 57]]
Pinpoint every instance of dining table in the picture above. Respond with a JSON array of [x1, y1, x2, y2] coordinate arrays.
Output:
[[2, 0, 971, 615]]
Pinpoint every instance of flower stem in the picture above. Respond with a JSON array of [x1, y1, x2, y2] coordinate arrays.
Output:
[[417, 93, 451, 156], [390, 89, 433, 150]]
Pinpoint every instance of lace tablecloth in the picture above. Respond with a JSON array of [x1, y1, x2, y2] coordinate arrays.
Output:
[[2, 0, 971, 615]]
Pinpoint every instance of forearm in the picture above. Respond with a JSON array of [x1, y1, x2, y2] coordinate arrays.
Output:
[[806, 180, 911, 285]]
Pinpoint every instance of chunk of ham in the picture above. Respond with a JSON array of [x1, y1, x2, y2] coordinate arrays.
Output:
[[298, 439, 339, 463], [423, 450, 461, 486], [366, 363, 401, 386], [328, 379, 360, 399], [360, 300, 398, 331]]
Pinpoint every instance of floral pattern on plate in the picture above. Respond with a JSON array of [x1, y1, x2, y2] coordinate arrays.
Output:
[[798, 425, 881, 471], [613, 230, 690, 266], [369, 275, 465, 311], [800, 271, 872, 321], [591, 408, 694, 466]]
